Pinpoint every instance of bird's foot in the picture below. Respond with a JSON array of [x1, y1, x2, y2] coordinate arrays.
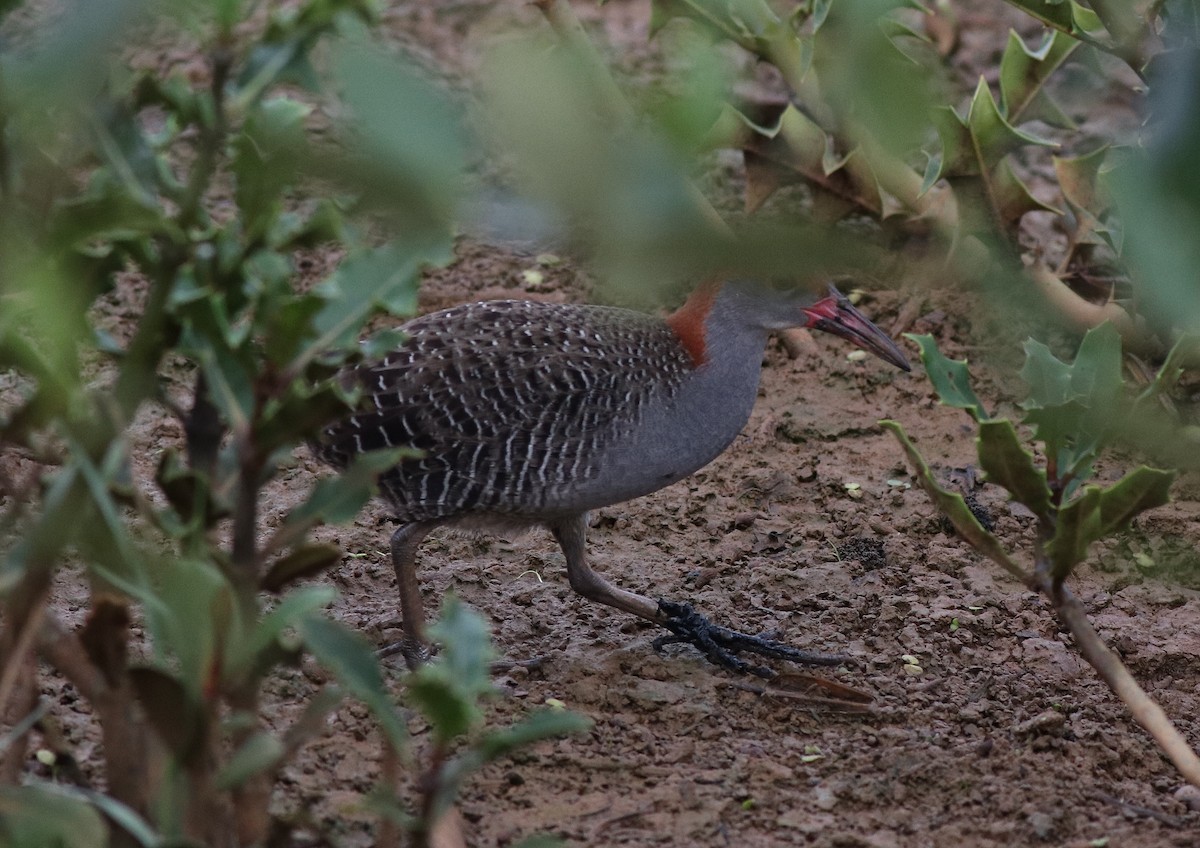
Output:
[[654, 600, 845, 679]]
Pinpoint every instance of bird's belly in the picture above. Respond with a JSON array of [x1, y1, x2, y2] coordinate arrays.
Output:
[[543, 424, 740, 513]]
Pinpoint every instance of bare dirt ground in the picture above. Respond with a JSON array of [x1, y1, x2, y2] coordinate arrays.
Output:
[[29, 1, 1200, 846]]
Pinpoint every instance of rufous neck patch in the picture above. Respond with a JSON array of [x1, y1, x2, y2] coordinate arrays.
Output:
[[665, 283, 719, 367]]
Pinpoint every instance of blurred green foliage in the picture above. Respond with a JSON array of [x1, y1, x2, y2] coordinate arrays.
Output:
[[1, 0, 1199, 842], [0, 0, 582, 844]]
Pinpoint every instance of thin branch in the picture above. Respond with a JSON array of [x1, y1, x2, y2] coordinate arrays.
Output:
[[0, 598, 47, 721], [1042, 572, 1200, 789], [36, 612, 107, 703], [378, 731, 401, 848]]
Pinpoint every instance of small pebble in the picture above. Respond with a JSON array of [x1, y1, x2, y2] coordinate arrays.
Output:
[[1174, 784, 1200, 811], [1026, 811, 1054, 839]]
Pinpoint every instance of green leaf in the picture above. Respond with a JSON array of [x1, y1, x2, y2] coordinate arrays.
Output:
[[426, 595, 494, 693], [154, 557, 231, 697], [934, 77, 1057, 182], [284, 448, 409, 529], [1094, 467, 1174, 537], [1046, 486, 1101, 579], [999, 30, 1079, 127], [299, 615, 406, 752], [408, 596, 496, 747], [306, 241, 446, 362], [1020, 323, 1124, 482], [904, 334, 987, 420], [226, 586, 335, 687], [261, 542, 344, 593], [233, 97, 311, 241], [216, 731, 286, 791], [977, 420, 1052, 518], [429, 707, 592, 828], [1019, 339, 1073, 408], [1070, 322, 1123, 405], [933, 77, 1059, 233], [128, 666, 207, 765], [1046, 465, 1166, 582], [194, 342, 255, 438], [332, 42, 466, 230], [261, 294, 325, 366], [475, 709, 592, 763], [361, 328, 410, 361], [71, 789, 159, 848], [1054, 147, 1114, 245], [256, 384, 356, 455], [215, 0, 242, 30], [0, 784, 110, 848], [649, 0, 787, 51], [1002, 0, 1104, 38], [882, 420, 1028, 582], [992, 158, 1062, 224]]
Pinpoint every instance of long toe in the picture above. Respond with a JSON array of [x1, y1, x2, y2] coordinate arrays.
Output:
[[655, 600, 845, 678]]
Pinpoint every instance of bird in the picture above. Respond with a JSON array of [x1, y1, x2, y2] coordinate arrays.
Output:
[[315, 280, 910, 676]]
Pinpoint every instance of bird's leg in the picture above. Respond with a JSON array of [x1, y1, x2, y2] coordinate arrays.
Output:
[[388, 521, 437, 670], [550, 516, 844, 678], [551, 515, 661, 621]]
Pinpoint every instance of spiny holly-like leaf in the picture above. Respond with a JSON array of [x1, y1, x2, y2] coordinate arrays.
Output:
[[1002, 0, 1104, 39], [992, 158, 1062, 224], [977, 419, 1053, 518], [1046, 486, 1101, 578], [649, 0, 788, 53], [999, 30, 1079, 127], [1070, 321, 1124, 404], [1054, 147, 1116, 248], [905, 334, 987, 420], [1046, 466, 1171, 581], [1094, 466, 1174, 537], [1019, 338, 1074, 408], [933, 77, 1057, 181], [738, 103, 889, 219], [881, 420, 1029, 582], [1020, 323, 1124, 484]]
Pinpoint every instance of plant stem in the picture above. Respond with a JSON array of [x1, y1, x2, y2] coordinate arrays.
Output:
[[1048, 578, 1200, 788], [185, 371, 223, 480]]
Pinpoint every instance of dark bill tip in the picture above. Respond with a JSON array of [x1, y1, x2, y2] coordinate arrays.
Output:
[[803, 286, 911, 372]]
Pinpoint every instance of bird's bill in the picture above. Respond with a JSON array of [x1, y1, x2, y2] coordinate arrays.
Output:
[[802, 286, 912, 372]]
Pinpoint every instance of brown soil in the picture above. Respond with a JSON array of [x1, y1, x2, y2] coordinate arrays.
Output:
[[27, 1, 1200, 846]]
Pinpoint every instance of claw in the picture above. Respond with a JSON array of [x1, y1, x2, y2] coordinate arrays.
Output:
[[655, 600, 845, 678]]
